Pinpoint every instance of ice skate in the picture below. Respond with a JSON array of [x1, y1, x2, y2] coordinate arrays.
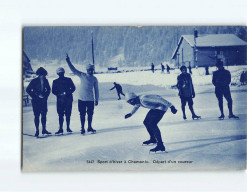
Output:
[[55, 129, 63, 135], [42, 129, 52, 135], [87, 128, 96, 134], [183, 115, 187, 120], [35, 131, 39, 137], [150, 144, 166, 153], [228, 114, 239, 119], [142, 138, 157, 145], [218, 114, 225, 120], [67, 128, 73, 133], [81, 128, 86, 135], [192, 114, 201, 120]]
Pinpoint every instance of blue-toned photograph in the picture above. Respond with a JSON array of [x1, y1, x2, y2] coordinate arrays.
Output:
[[22, 26, 247, 171]]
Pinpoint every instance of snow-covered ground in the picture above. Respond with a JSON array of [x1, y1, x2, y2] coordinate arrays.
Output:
[[22, 65, 247, 171]]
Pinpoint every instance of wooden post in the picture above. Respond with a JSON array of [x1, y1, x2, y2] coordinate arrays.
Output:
[[91, 31, 95, 65]]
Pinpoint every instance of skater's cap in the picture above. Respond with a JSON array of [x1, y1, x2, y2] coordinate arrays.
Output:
[[56, 67, 65, 74], [125, 92, 137, 101], [216, 59, 223, 67], [36, 67, 48, 76], [180, 65, 187, 71], [86, 64, 95, 70]]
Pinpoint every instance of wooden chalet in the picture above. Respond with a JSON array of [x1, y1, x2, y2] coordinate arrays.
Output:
[[171, 33, 247, 68]]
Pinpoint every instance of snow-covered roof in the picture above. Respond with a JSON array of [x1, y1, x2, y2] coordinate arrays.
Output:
[[183, 34, 247, 47], [23, 51, 30, 62], [171, 34, 247, 59]]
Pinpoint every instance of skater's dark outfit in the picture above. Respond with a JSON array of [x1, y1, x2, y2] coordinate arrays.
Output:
[[212, 60, 238, 119], [110, 82, 125, 100], [177, 66, 200, 120], [125, 93, 177, 152], [205, 66, 209, 75], [26, 67, 51, 137], [66, 54, 99, 134], [52, 67, 76, 134], [161, 63, 165, 73], [166, 64, 170, 74], [240, 71, 246, 85], [151, 63, 155, 73]]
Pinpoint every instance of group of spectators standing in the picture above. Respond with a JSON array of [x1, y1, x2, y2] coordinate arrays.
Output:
[[26, 54, 99, 137], [176, 60, 239, 121], [151, 63, 170, 74], [25, 56, 240, 152], [123, 59, 239, 152]]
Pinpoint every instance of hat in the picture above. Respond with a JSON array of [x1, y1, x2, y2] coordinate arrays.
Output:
[[36, 67, 48, 76], [216, 59, 223, 67], [125, 92, 137, 101], [180, 65, 187, 71], [86, 64, 95, 70], [56, 67, 65, 74]]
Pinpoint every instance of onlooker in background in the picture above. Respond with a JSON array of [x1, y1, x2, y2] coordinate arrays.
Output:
[[161, 63, 165, 73], [240, 71, 246, 85], [177, 65, 201, 120], [212, 60, 239, 120], [52, 67, 76, 135], [205, 66, 210, 75], [26, 67, 51, 137], [151, 63, 155, 73], [110, 82, 125, 100], [166, 64, 170, 74]]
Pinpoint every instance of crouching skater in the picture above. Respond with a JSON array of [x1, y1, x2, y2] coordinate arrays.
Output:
[[124, 93, 177, 153]]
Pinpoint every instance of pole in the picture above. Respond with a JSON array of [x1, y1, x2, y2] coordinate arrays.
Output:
[[91, 31, 95, 65], [194, 28, 198, 68]]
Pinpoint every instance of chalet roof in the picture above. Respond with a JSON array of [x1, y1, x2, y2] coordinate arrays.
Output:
[[171, 34, 247, 59], [23, 51, 34, 73], [23, 51, 30, 62], [183, 34, 247, 47]]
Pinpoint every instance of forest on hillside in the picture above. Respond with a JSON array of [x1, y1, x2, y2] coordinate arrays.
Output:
[[23, 26, 246, 67]]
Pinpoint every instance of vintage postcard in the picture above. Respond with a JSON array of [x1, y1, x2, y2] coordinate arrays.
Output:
[[22, 26, 247, 171]]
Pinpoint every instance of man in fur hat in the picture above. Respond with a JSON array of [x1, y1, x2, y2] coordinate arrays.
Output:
[[26, 67, 51, 137]]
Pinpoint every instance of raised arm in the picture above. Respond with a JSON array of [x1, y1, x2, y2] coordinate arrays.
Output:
[[66, 54, 84, 76]]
